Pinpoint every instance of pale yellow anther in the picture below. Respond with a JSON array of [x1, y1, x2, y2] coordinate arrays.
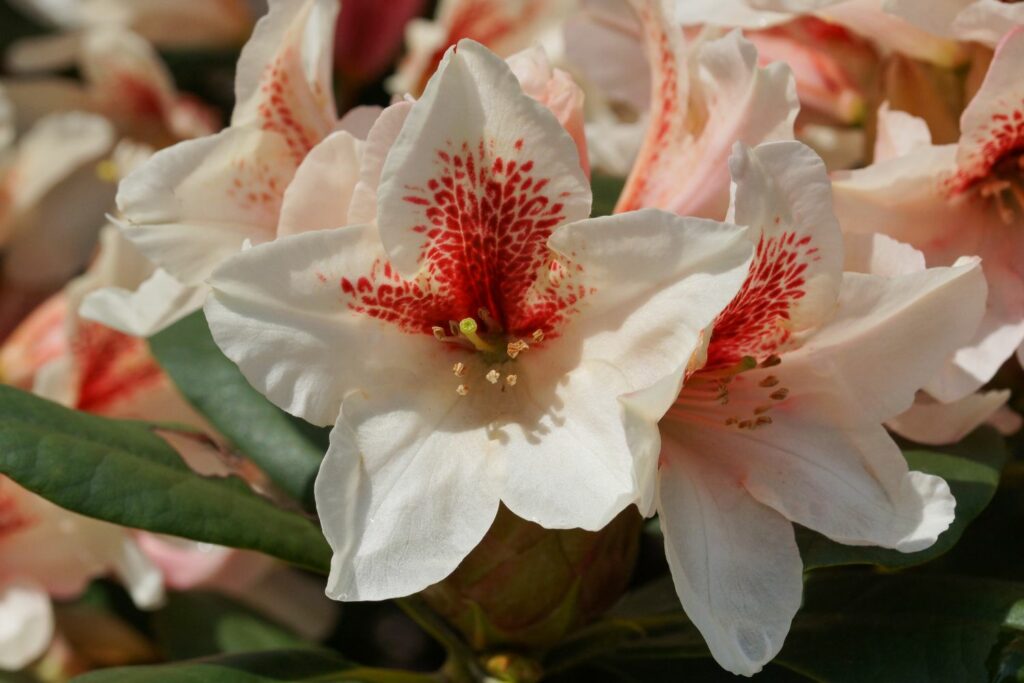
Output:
[[507, 339, 529, 359], [452, 362, 466, 377], [531, 329, 545, 343], [96, 159, 119, 183], [486, 369, 500, 384], [433, 326, 447, 340], [456, 384, 470, 396], [505, 374, 518, 386]]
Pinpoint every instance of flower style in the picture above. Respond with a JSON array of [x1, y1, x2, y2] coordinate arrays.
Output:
[[644, 140, 985, 676], [388, 0, 576, 97], [205, 39, 754, 601], [613, 0, 799, 220], [830, 27, 1024, 402]]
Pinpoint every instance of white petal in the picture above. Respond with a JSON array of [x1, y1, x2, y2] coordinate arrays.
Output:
[[501, 360, 639, 531], [0, 579, 53, 671], [377, 39, 591, 276], [336, 105, 384, 140], [117, 126, 298, 285], [842, 232, 926, 276], [883, 0, 972, 38], [232, 0, 338, 157], [675, 0, 793, 27], [316, 374, 502, 601], [783, 264, 987, 422], [277, 131, 362, 237], [657, 445, 802, 677], [206, 224, 438, 426], [563, 1, 650, 111], [953, 0, 1024, 47], [112, 537, 166, 610], [546, 209, 753, 394], [888, 389, 1013, 445], [80, 268, 205, 337], [347, 101, 414, 224], [873, 102, 932, 162]]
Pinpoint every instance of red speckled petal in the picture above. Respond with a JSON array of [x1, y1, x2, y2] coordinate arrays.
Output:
[[232, 0, 338, 161], [377, 39, 591, 336], [616, 1, 797, 219], [706, 142, 843, 368], [950, 27, 1024, 193]]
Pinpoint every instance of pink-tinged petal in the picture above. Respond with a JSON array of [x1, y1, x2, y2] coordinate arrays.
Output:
[[746, 17, 871, 124], [782, 263, 986, 424], [0, 295, 68, 391], [377, 39, 591, 334], [347, 100, 414, 224], [69, 321, 166, 415], [888, 389, 1013, 445], [656, 443, 801, 677], [336, 105, 384, 140], [389, 0, 574, 97], [316, 375, 502, 601], [950, 27, 1024, 193], [232, 0, 339, 162], [706, 142, 843, 368], [873, 102, 932, 162], [0, 579, 53, 671], [883, 0, 975, 38], [277, 131, 362, 237], [206, 224, 442, 426], [676, 0, 793, 27], [507, 47, 590, 178], [616, 2, 797, 219], [117, 126, 298, 285], [953, 0, 1024, 48]]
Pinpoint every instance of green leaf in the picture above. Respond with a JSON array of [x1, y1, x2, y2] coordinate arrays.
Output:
[[152, 592, 319, 660], [591, 173, 626, 218], [70, 650, 436, 683], [149, 311, 328, 508], [550, 574, 1024, 683], [797, 427, 1008, 570], [0, 385, 331, 573], [777, 573, 1024, 683]]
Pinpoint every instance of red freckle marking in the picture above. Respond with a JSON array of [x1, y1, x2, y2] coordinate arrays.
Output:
[[73, 322, 164, 414], [316, 272, 328, 283], [705, 230, 816, 368], [341, 138, 585, 338], [514, 139, 524, 151]]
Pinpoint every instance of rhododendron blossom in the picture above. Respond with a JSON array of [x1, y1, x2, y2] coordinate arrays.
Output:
[[643, 140, 985, 675], [205, 39, 754, 601], [830, 27, 1024, 402]]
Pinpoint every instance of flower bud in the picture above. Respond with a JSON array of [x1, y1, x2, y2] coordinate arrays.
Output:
[[421, 505, 642, 650]]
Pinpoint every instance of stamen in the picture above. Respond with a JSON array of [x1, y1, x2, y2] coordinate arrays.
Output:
[[452, 362, 466, 377], [760, 355, 781, 368], [486, 369, 501, 384], [477, 308, 502, 333], [432, 326, 447, 340], [770, 388, 789, 401], [456, 384, 470, 396], [759, 375, 779, 388], [505, 374, 518, 386], [507, 339, 529, 359], [458, 318, 497, 353], [531, 329, 545, 343]]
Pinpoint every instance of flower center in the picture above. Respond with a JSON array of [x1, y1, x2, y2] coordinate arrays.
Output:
[[974, 150, 1024, 223], [432, 315, 544, 396], [670, 354, 790, 430]]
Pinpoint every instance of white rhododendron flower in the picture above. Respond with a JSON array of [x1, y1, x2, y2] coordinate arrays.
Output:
[[205, 39, 754, 601], [830, 28, 1024, 403], [613, 0, 798, 220], [644, 140, 986, 676]]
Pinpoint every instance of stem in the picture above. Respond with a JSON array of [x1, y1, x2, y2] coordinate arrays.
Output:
[[396, 596, 485, 683]]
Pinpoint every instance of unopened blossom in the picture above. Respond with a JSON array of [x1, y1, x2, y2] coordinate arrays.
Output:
[[830, 28, 1024, 402], [206, 39, 753, 601], [612, 0, 798, 219], [334, 0, 427, 83], [642, 140, 985, 676], [388, 0, 576, 97]]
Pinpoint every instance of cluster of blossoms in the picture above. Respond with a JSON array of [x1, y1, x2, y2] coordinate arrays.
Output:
[[0, 0, 1022, 678]]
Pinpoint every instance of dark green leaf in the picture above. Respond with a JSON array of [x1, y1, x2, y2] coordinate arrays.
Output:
[[71, 650, 435, 683], [152, 592, 320, 660], [798, 428, 1008, 570], [0, 385, 330, 573], [591, 173, 626, 218], [149, 312, 328, 508]]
